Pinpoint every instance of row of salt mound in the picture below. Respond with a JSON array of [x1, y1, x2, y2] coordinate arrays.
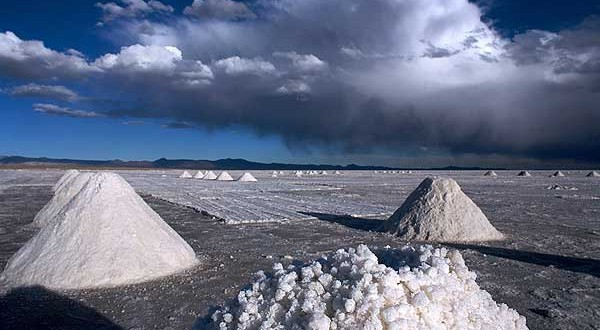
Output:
[[200, 244, 527, 330], [1, 171, 197, 289], [181, 170, 257, 182], [487, 170, 599, 177]]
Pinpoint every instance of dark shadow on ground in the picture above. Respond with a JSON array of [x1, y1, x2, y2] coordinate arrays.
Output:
[[300, 212, 385, 232], [445, 243, 600, 278], [0, 285, 123, 330]]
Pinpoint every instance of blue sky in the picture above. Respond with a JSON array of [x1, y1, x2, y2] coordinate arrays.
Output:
[[1, 0, 599, 167]]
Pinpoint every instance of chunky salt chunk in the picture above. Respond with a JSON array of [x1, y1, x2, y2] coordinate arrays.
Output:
[[201, 245, 528, 330]]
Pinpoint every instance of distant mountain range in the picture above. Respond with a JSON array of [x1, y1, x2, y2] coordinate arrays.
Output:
[[0, 155, 491, 171]]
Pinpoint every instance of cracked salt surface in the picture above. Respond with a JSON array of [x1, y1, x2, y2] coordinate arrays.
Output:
[[0, 169, 599, 329]]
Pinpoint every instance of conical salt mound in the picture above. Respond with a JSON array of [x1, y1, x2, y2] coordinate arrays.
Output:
[[194, 170, 205, 179], [484, 170, 497, 177], [517, 171, 531, 177], [180, 171, 193, 178], [203, 171, 217, 180], [552, 171, 565, 177], [33, 172, 94, 228], [1, 172, 197, 289], [237, 173, 257, 182], [382, 177, 504, 242], [216, 171, 234, 181], [53, 169, 80, 192], [587, 171, 600, 177]]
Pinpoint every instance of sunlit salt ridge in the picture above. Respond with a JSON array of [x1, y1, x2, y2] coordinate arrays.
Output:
[[199, 244, 527, 329]]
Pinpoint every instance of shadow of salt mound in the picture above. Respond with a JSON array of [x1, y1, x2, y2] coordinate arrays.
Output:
[[299, 212, 385, 232], [0, 285, 123, 330], [444, 243, 600, 278]]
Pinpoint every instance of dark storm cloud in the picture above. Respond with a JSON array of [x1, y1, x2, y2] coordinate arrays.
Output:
[[183, 0, 256, 20], [1, 0, 599, 163]]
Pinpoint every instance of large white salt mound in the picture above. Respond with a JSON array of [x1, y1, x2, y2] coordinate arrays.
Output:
[[587, 171, 600, 177], [200, 245, 527, 330], [203, 171, 217, 180], [216, 171, 234, 181], [33, 172, 94, 228], [484, 170, 498, 177], [551, 171, 565, 177], [1, 172, 197, 289], [52, 169, 80, 192], [382, 177, 504, 242], [517, 171, 531, 177], [237, 173, 257, 182], [194, 171, 205, 179], [180, 171, 193, 178]]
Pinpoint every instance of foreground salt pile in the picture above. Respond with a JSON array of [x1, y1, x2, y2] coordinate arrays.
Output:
[[194, 171, 206, 179], [1, 172, 197, 289], [238, 172, 257, 182], [551, 171, 565, 177], [180, 171, 193, 178], [587, 171, 600, 177], [484, 170, 498, 177], [201, 245, 527, 330], [217, 171, 234, 181], [204, 171, 218, 180], [52, 169, 80, 192], [32, 172, 94, 227], [383, 177, 504, 242], [517, 171, 531, 177]]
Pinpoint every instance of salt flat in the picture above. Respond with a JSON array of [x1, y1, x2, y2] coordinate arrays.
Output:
[[0, 169, 598, 329]]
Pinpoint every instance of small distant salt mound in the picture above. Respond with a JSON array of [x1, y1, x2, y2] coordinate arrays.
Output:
[[295, 171, 303, 177], [334, 170, 341, 175], [272, 172, 278, 178], [200, 245, 526, 330], [203, 171, 217, 180], [33, 172, 94, 228], [321, 171, 328, 175], [382, 177, 504, 242], [238, 173, 257, 182], [484, 170, 498, 177], [279, 171, 285, 175], [194, 171, 205, 179], [551, 171, 565, 177], [587, 171, 600, 177], [216, 171, 234, 181], [52, 169, 80, 192], [180, 171, 193, 178], [1, 172, 197, 289], [517, 171, 532, 177]]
